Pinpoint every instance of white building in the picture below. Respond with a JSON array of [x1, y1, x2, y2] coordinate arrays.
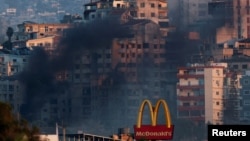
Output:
[[0, 52, 29, 76], [0, 50, 29, 114], [177, 62, 228, 124], [204, 63, 227, 124], [6, 8, 16, 16]]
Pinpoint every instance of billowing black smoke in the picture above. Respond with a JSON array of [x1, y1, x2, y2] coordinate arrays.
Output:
[[50, 18, 131, 71], [18, 47, 58, 119], [166, 0, 233, 65], [18, 18, 131, 120]]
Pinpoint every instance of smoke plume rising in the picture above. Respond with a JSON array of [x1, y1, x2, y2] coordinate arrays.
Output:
[[18, 18, 131, 121]]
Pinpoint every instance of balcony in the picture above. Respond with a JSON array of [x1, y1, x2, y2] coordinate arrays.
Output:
[[177, 95, 204, 101], [158, 18, 169, 22], [158, 7, 167, 11], [177, 84, 204, 89], [158, 16, 168, 19], [178, 105, 204, 111], [177, 74, 203, 79]]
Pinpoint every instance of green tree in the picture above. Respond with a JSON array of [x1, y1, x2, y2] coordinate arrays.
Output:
[[0, 101, 40, 141]]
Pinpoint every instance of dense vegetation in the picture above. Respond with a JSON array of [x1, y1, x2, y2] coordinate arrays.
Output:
[[0, 101, 40, 141]]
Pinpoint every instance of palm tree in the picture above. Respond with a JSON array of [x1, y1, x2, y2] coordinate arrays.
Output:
[[6, 27, 14, 42], [2, 27, 14, 51]]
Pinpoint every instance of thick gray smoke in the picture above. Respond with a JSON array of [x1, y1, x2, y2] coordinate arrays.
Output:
[[51, 18, 131, 71], [166, 0, 232, 64], [18, 18, 131, 121]]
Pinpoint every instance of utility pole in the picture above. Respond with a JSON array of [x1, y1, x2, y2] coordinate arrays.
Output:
[[57, 123, 66, 141], [63, 127, 66, 141]]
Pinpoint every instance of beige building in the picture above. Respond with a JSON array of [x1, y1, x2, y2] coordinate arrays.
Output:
[[211, 39, 235, 62], [54, 0, 173, 133], [129, 0, 169, 36], [83, 0, 169, 35], [11, 21, 70, 52], [15, 21, 70, 40], [26, 36, 60, 55], [134, 0, 168, 25], [177, 62, 227, 124], [83, 0, 169, 24], [211, 38, 250, 62], [204, 63, 227, 124], [216, 0, 250, 43], [63, 19, 171, 132]]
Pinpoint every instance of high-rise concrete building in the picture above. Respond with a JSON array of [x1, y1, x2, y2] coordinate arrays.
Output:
[[83, 0, 169, 36], [239, 70, 250, 122], [0, 48, 30, 115], [71, 0, 173, 135], [0, 0, 173, 135], [215, 0, 250, 43], [16, 21, 71, 39], [176, 62, 227, 124], [223, 70, 242, 123], [132, 0, 169, 35], [14, 21, 71, 54], [63, 19, 171, 135], [177, 0, 213, 28]]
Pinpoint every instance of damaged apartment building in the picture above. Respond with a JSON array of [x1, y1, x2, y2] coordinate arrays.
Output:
[[0, 0, 175, 135], [67, 0, 173, 134]]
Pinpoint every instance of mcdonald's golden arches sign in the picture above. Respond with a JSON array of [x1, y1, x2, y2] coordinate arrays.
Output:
[[134, 99, 174, 140]]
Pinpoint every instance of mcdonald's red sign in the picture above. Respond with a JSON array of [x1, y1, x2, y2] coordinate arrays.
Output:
[[134, 99, 174, 140]]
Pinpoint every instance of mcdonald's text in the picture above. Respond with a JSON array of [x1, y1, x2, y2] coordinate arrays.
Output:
[[136, 131, 172, 137], [134, 125, 174, 140]]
